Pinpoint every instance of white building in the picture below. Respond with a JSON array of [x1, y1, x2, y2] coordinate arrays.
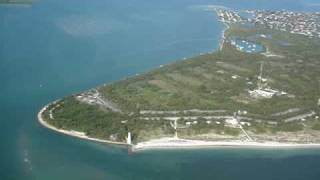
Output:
[[248, 89, 275, 98], [225, 118, 239, 127], [127, 132, 132, 145]]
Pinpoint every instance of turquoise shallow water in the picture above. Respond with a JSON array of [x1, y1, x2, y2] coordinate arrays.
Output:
[[1, 0, 320, 179]]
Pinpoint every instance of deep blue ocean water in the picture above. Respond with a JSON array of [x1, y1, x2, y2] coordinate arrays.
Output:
[[1, 0, 320, 179]]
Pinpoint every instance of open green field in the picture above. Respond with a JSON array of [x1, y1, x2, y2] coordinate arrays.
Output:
[[43, 24, 320, 144]]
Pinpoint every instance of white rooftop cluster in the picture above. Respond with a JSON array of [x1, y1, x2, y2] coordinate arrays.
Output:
[[216, 9, 243, 23], [252, 10, 320, 38]]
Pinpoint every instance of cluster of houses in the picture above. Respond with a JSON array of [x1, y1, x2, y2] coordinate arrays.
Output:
[[215, 8, 320, 38], [252, 10, 320, 38], [216, 9, 243, 23], [75, 89, 122, 113], [76, 91, 102, 106]]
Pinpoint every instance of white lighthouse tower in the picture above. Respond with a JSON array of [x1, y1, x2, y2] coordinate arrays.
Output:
[[127, 132, 132, 145]]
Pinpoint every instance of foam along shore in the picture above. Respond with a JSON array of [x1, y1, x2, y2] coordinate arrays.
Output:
[[132, 137, 320, 151], [37, 104, 128, 146]]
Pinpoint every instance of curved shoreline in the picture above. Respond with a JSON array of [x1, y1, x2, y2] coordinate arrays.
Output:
[[219, 22, 230, 50], [38, 103, 320, 152], [37, 18, 320, 150], [37, 103, 129, 146]]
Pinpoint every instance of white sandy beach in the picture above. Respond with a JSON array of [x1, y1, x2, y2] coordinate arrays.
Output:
[[37, 104, 128, 145], [219, 20, 230, 51], [38, 104, 320, 152], [132, 137, 320, 151]]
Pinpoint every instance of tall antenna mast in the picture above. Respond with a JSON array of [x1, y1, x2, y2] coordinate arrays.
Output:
[[258, 61, 264, 89]]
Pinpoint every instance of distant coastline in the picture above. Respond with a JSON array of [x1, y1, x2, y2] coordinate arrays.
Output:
[[0, 0, 33, 5]]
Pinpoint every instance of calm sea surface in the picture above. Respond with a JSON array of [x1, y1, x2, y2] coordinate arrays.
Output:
[[1, 0, 320, 179]]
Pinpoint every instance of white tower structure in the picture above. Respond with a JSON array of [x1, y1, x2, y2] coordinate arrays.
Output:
[[127, 132, 132, 145]]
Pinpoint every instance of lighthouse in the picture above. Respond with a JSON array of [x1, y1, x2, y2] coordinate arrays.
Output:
[[127, 132, 132, 145]]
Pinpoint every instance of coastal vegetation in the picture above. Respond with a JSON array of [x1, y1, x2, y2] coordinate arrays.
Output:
[[41, 20, 320, 144]]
